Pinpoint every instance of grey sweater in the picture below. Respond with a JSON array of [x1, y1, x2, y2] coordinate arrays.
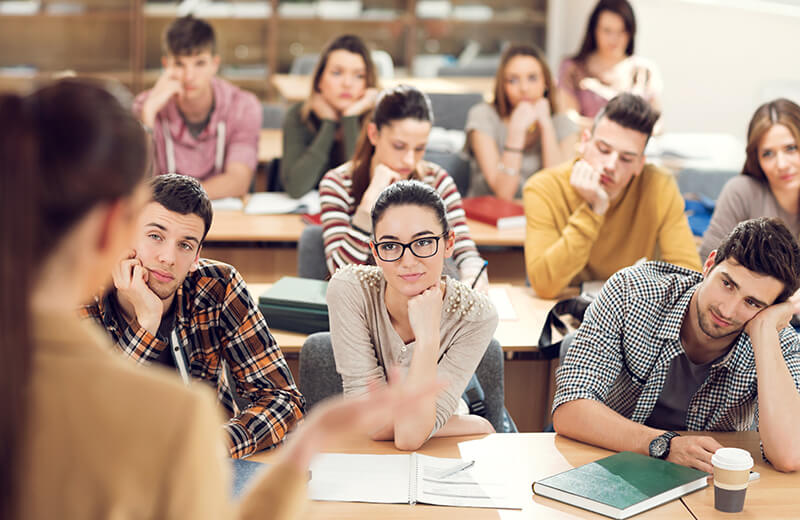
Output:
[[700, 175, 800, 259], [327, 264, 498, 433]]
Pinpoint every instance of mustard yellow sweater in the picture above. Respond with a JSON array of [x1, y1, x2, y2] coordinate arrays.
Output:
[[523, 160, 701, 299]]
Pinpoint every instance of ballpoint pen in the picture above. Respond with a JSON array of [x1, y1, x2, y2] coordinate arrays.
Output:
[[471, 260, 489, 289], [438, 459, 476, 479]]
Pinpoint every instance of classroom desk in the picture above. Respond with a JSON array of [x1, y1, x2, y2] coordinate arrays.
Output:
[[204, 210, 526, 284], [248, 432, 696, 519], [259, 128, 282, 163], [272, 74, 494, 104]]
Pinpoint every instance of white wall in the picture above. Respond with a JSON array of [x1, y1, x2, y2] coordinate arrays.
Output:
[[547, 0, 800, 141]]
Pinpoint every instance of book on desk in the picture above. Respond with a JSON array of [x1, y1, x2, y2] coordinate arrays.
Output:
[[258, 276, 329, 334], [462, 196, 525, 230], [532, 451, 708, 519]]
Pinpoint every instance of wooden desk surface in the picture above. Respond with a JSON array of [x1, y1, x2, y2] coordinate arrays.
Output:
[[680, 431, 800, 520], [249, 432, 695, 519], [249, 283, 560, 354], [272, 74, 494, 104], [207, 209, 524, 247], [259, 128, 282, 163]]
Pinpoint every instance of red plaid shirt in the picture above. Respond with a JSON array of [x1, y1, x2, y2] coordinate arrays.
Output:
[[80, 259, 305, 458]]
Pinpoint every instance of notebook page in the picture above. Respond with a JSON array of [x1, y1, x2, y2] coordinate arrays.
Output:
[[416, 454, 521, 509], [308, 453, 410, 504]]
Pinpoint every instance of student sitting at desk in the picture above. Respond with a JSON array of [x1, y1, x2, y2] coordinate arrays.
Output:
[[328, 181, 498, 450], [281, 34, 379, 198], [320, 85, 489, 291], [701, 99, 800, 260], [557, 0, 662, 126], [82, 173, 304, 459], [464, 43, 578, 200], [1, 78, 423, 519], [553, 218, 800, 473], [523, 93, 700, 299], [133, 15, 262, 200]]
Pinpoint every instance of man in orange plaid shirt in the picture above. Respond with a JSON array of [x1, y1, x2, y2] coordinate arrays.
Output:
[[82, 174, 304, 458]]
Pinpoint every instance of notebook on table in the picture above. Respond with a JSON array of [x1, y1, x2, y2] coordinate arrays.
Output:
[[532, 451, 708, 519], [309, 452, 521, 509], [258, 277, 329, 334]]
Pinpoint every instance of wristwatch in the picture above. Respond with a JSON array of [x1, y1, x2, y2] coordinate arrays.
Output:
[[649, 431, 679, 459]]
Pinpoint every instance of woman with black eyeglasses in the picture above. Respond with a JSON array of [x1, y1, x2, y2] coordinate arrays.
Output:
[[327, 180, 498, 450], [319, 84, 489, 292]]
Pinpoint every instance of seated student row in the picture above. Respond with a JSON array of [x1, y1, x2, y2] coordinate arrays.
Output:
[[8, 80, 800, 520], [139, 7, 658, 201]]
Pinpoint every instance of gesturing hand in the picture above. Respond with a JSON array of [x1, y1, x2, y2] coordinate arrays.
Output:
[[570, 159, 609, 215], [112, 250, 163, 335]]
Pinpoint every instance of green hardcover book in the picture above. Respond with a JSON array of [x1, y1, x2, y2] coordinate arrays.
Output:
[[532, 451, 708, 519], [258, 277, 329, 333]]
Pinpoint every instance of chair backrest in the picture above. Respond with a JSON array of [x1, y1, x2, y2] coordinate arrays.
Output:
[[262, 102, 287, 129], [426, 92, 483, 131], [424, 150, 471, 197], [289, 54, 319, 76], [297, 224, 329, 280], [437, 55, 500, 78], [289, 51, 395, 78], [298, 332, 511, 433], [298, 332, 342, 410]]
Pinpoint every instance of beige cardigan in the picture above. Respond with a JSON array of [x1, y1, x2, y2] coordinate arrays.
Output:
[[17, 310, 306, 519]]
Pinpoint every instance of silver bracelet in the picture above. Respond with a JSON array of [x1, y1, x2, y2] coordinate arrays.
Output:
[[496, 162, 519, 176]]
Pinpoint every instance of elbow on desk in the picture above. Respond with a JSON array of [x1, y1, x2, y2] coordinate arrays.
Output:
[[768, 453, 800, 473], [393, 435, 426, 452]]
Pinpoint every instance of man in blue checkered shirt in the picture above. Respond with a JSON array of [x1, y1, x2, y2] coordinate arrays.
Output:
[[553, 218, 800, 473]]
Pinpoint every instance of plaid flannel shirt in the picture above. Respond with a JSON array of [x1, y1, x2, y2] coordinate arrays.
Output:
[[81, 259, 305, 458], [553, 261, 800, 431]]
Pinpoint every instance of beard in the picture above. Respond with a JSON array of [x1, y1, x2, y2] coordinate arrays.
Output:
[[695, 301, 742, 340]]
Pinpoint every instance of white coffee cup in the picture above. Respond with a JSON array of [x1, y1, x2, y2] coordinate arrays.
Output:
[[711, 447, 753, 513]]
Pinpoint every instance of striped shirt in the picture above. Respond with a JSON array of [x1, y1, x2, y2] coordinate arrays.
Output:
[[319, 160, 484, 277], [80, 259, 305, 458], [553, 261, 800, 431]]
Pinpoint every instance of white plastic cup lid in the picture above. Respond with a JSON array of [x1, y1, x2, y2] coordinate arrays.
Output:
[[712, 447, 753, 471]]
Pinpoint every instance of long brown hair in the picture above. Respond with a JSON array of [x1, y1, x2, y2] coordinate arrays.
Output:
[[492, 43, 557, 118], [742, 98, 800, 183], [573, 0, 636, 63], [349, 85, 434, 207], [0, 79, 148, 519], [300, 34, 378, 126]]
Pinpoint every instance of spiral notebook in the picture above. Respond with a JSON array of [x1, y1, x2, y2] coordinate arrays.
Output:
[[307, 453, 520, 509]]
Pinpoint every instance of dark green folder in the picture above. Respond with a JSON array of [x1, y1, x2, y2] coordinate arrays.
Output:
[[532, 451, 708, 519], [258, 276, 329, 334]]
